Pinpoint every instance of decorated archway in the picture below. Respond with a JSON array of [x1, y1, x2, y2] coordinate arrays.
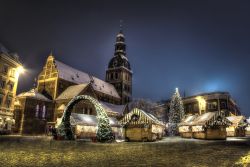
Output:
[[56, 95, 114, 142]]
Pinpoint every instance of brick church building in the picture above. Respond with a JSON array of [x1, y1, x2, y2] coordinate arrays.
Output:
[[14, 30, 132, 135]]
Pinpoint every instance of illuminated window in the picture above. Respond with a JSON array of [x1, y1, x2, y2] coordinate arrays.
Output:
[[207, 102, 217, 110], [35, 105, 39, 118], [42, 105, 46, 119], [10, 69, 15, 77]]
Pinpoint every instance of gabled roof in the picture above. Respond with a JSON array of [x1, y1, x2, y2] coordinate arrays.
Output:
[[191, 112, 231, 127], [53, 59, 120, 99], [226, 116, 246, 127], [120, 108, 165, 126], [56, 83, 89, 100], [99, 101, 126, 115], [17, 89, 51, 102], [179, 115, 198, 126], [70, 113, 120, 127]]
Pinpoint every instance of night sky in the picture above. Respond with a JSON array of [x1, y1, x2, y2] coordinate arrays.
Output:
[[0, 0, 249, 116]]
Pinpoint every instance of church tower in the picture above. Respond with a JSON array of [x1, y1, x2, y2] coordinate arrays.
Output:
[[106, 27, 132, 105]]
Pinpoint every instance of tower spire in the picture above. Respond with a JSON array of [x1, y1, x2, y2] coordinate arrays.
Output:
[[119, 20, 123, 33]]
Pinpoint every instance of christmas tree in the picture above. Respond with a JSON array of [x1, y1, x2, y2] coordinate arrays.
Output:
[[168, 88, 184, 136], [95, 103, 114, 142]]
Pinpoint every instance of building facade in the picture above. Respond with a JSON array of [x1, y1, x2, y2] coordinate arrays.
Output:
[[163, 91, 241, 123], [182, 92, 241, 116], [106, 30, 132, 104], [0, 44, 23, 134]]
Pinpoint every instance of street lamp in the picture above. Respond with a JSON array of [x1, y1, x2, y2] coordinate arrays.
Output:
[[15, 66, 25, 78]]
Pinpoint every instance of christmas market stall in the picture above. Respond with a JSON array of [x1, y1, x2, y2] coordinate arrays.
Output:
[[226, 116, 247, 137], [178, 115, 198, 138], [120, 108, 165, 142], [191, 112, 231, 140], [56, 113, 122, 140], [246, 118, 250, 136]]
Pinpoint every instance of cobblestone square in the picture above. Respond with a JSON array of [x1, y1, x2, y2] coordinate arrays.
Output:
[[0, 136, 250, 167]]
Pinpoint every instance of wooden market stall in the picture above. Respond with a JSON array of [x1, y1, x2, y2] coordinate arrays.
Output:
[[56, 113, 122, 140], [120, 108, 165, 142], [226, 116, 247, 137], [178, 115, 198, 138], [190, 112, 231, 140]]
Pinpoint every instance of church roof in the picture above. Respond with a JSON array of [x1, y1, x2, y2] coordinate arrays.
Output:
[[91, 77, 120, 98], [56, 83, 89, 100], [53, 59, 120, 99], [54, 60, 91, 84], [17, 89, 51, 101], [99, 101, 126, 116]]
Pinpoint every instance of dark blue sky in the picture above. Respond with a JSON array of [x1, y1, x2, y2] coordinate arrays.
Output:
[[0, 0, 250, 116]]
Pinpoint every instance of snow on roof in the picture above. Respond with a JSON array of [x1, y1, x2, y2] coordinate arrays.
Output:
[[54, 60, 120, 99], [117, 32, 124, 37], [191, 112, 216, 126], [247, 118, 250, 124], [55, 60, 91, 84], [91, 77, 120, 98], [179, 115, 198, 126], [191, 112, 231, 126], [70, 113, 120, 127], [99, 101, 126, 115], [226, 116, 245, 126], [17, 89, 51, 101], [121, 108, 165, 126], [56, 83, 89, 100]]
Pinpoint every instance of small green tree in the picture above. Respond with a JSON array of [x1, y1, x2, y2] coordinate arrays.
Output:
[[168, 88, 184, 136]]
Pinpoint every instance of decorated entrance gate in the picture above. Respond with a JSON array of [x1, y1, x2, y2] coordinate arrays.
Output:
[[57, 95, 114, 142]]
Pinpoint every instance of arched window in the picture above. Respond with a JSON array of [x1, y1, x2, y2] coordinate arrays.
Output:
[[35, 105, 39, 118], [42, 105, 46, 119]]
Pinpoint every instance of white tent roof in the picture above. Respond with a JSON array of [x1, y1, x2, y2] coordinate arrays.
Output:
[[70, 113, 120, 127]]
